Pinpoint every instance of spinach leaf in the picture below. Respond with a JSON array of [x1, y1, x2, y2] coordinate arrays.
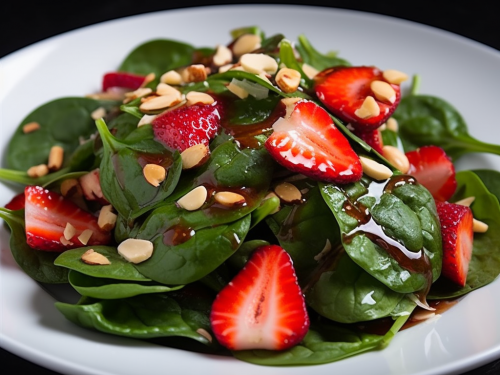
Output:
[[234, 313, 409, 365], [320, 176, 441, 294], [429, 170, 500, 299], [230, 26, 264, 40], [279, 39, 313, 89], [472, 169, 500, 201], [54, 246, 150, 281], [96, 119, 182, 219], [68, 270, 182, 299], [296, 34, 350, 71], [226, 239, 270, 270], [392, 95, 500, 160], [6, 97, 118, 171], [306, 252, 405, 323], [0, 208, 68, 283]]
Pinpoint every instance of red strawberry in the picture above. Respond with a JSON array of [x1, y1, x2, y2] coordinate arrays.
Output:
[[151, 101, 222, 152], [210, 244, 309, 351], [5, 192, 25, 211], [405, 145, 457, 202], [24, 186, 111, 252], [314, 66, 401, 131], [354, 128, 384, 154], [436, 201, 474, 287], [265, 100, 362, 184], [102, 72, 146, 92]]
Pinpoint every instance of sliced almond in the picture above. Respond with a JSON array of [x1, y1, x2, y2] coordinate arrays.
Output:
[[274, 182, 302, 204], [156, 83, 182, 97], [139, 94, 181, 112], [23, 121, 41, 133], [27, 164, 49, 178], [213, 44, 233, 66], [60, 236, 73, 246], [137, 114, 157, 127], [91, 107, 106, 120], [302, 63, 319, 79], [227, 81, 249, 99], [240, 53, 278, 75], [177, 186, 207, 211], [125, 87, 153, 102], [196, 328, 213, 343], [78, 229, 94, 245], [48, 145, 64, 171], [117, 238, 154, 264], [455, 196, 475, 207], [275, 67, 301, 93], [218, 64, 235, 73], [412, 311, 437, 322], [60, 178, 82, 198], [160, 70, 183, 85], [63, 222, 77, 241], [386, 117, 399, 132], [214, 191, 246, 207], [473, 218, 489, 233], [141, 72, 156, 87], [281, 97, 302, 118], [354, 96, 380, 119], [232, 34, 261, 57], [81, 249, 111, 265], [383, 69, 409, 85], [186, 91, 215, 106], [359, 156, 393, 180], [181, 143, 210, 169], [143, 164, 166, 187], [382, 145, 410, 173], [98, 205, 117, 231], [181, 64, 207, 83], [371, 80, 396, 104]]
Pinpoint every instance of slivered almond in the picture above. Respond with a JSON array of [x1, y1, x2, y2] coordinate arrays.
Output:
[[181, 143, 210, 169], [227, 81, 249, 99], [213, 44, 233, 66], [473, 218, 488, 233], [81, 249, 111, 265], [275, 68, 301, 93], [63, 222, 76, 241], [177, 186, 207, 211], [48, 145, 64, 171], [382, 145, 410, 173], [240, 53, 278, 75], [60, 236, 73, 246], [156, 83, 182, 97], [412, 311, 437, 321], [196, 328, 213, 343], [143, 164, 166, 187], [23, 122, 41, 133], [386, 117, 399, 132], [27, 164, 49, 178], [218, 64, 234, 73], [98, 205, 117, 231], [274, 182, 302, 204], [138, 114, 157, 127], [354, 96, 380, 119], [160, 70, 183, 85], [359, 156, 393, 180], [302, 63, 319, 79], [125, 87, 153, 101], [186, 91, 215, 106], [232, 34, 261, 57], [139, 94, 182, 112], [214, 191, 246, 206], [371, 80, 396, 104], [383, 69, 408, 84], [117, 238, 154, 264], [455, 196, 475, 207], [141, 72, 156, 87], [181, 64, 207, 83], [91, 107, 106, 120], [78, 229, 94, 245]]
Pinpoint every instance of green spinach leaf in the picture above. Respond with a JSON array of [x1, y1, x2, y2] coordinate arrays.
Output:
[[296, 34, 350, 71]]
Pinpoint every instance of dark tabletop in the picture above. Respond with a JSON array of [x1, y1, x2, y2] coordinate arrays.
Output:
[[1, 1, 500, 374]]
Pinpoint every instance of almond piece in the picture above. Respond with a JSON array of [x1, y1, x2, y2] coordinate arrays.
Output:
[[48, 145, 64, 171], [23, 122, 41, 133], [186, 91, 215, 106], [382, 145, 410, 173], [180, 143, 210, 170], [63, 222, 77, 241], [455, 196, 475, 207], [91, 107, 106, 120], [371, 80, 396, 104], [156, 83, 182, 97], [213, 44, 233, 66], [214, 191, 246, 206], [275, 68, 301, 93], [27, 164, 49, 178], [139, 94, 182, 112], [227, 81, 249, 99], [79, 169, 106, 202], [117, 238, 154, 264], [81, 249, 111, 265], [78, 229, 94, 245], [137, 114, 157, 127], [386, 117, 399, 132], [473, 218, 489, 233], [60, 178, 82, 198], [383, 69, 409, 84], [181, 64, 207, 83], [354, 96, 380, 119], [177, 186, 207, 211], [274, 182, 302, 204], [160, 70, 183, 85], [196, 328, 213, 343], [240, 53, 278, 75], [359, 156, 393, 180], [232, 34, 261, 57], [302, 63, 319, 79], [143, 164, 166, 187], [98, 205, 117, 231]]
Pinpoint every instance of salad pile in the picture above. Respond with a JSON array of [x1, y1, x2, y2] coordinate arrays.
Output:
[[1, 26, 500, 366]]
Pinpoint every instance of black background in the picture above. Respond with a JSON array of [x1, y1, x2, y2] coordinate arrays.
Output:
[[1, 1, 500, 374]]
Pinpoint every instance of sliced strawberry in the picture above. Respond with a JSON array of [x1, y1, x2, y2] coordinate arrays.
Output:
[[354, 128, 384, 154], [313, 66, 401, 131], [24, 186, 111, 252], [151, 100, 222, 152], [210, 244, 309, 351], [5, 192, 25, 211], [405, 145, 457, 202], [436, 201, 474, 287], [102, 72, 146, 92], [265, 100, 362, 184]]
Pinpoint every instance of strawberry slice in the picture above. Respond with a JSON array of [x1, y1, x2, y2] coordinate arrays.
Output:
[[24, 186, 111, 252], [265, 100, 362, 184], [151, 100, 222, 152], [436, 201, 474, 287], [210, 244, 309, 351], [405, 145, 457, 202], [354, 128, 384, 154], [102, 72, 147, 92], [313, 66, 401, 131], [4, 192, 25, 211]]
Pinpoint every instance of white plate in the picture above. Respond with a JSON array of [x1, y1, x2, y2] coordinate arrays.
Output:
[[1, 4, 500, 375]]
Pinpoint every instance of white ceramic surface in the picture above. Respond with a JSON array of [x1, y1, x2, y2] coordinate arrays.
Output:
[[1, 5, 500, 375]]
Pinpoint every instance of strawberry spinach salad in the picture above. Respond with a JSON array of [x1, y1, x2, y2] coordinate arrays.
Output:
[[1, 25, 500, 366]]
